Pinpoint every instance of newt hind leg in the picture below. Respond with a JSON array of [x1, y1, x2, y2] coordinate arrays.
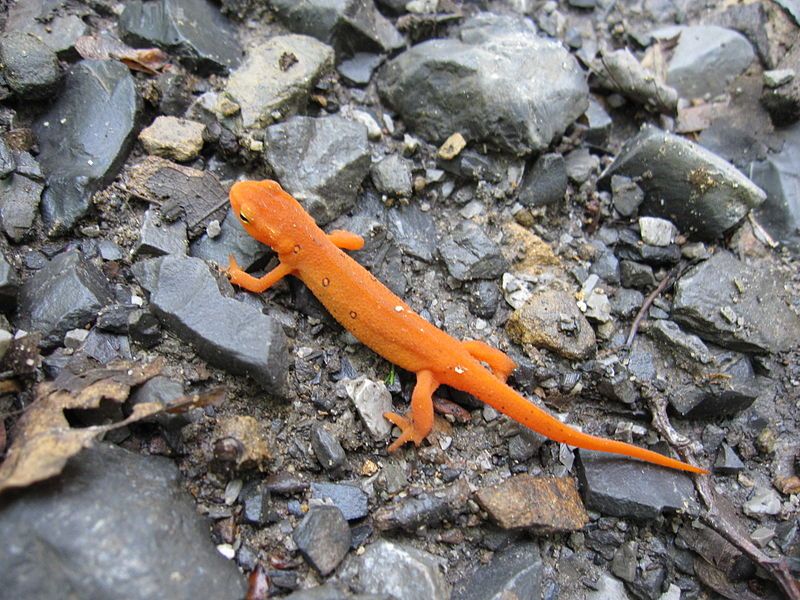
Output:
[[384, 370, 439, 452], [462, 340, 516, 382]]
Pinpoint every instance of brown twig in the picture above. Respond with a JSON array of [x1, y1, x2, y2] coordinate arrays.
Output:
[[625, 266, 678, 348], [647, 392, 800, 600]]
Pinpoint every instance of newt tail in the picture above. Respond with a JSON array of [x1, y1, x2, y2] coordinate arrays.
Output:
[[226, 179, 708, 475]]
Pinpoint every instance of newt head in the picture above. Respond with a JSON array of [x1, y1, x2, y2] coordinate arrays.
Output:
[[229, 179, 312, 254]]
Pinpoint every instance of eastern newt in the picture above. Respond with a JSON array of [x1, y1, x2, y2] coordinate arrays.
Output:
[[226, 180, 707, 474]]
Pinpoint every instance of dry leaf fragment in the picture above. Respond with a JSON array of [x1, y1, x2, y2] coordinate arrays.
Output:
[[0, 359, 225, 494], [76, 35, 169, 75]]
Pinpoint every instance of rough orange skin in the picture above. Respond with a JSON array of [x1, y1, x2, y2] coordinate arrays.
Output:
[[227, 180, 707, 474]]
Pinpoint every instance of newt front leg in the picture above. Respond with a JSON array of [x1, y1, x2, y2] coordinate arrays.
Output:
[[226, 255, 294, 294]]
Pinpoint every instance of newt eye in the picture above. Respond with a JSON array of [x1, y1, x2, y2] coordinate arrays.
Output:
[[239, 212, 250, 224]]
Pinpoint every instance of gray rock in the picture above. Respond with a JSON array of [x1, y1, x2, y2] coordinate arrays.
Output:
[[611, 175, 644, 217], [293, 506, 351, 576], [466, 280, 502, 319], [585, 574, 630, 600], [190, 208, 268, 269], [620, 260, 656, 289], [0, 31, 61, 99], [0, 251, 19, 310], [616, 231, 681, 266], [452, 541, 542, 600], [0, 137, 14, 178], [17, 249, 113, 348], [371, 154, 413, 198], [0, 444, 246, 600], [584, 98, 612, 147], [611, 288, 643, 318], [373, 479, 470, 532], [119, 0, 242, 74], [611, 542, 637, 582], [135, 255, 288, 394], [378, 17, 588, 155], [385, 202, 437, 262], [590, 251, 620, 284], [311, 425, 346, 474], [337, 53, 384, 86], [344, 377, 393, 440], [138, 116, 205, 163], [576, 451, 697, 519], [592, 48, 678, 114], [672, 250, 800, 353], [652, 25, 755, 99], [33, 60, 139, 234], [712, 1, 774, 69], [714, 443, 745, 475], [517, 154, 567, 207], [6, 1, 89, 58], [78, 330, 133, 364], [439, 221, 507, 281], [133, 208, 188, 257], [639, 216, 677, 247], [270, 0, 403, 55], [437, 149, 512, 184], [750, 123, 800, 250], [310, 482, 368, 521], [225, 35, 334, 129], [600, 127, 766, 240], [567, 149, 600, 185], [648, 319, 711, 364], [743, 487, 781, 517], [0, 174, 42, 242], [264, 115, 370, 225], [764, 69, 795, 88], [357, 540, 450, 599], [761, 40, 800, 126]]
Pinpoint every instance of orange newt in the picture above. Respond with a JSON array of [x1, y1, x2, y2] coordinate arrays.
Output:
[[226, 180, 707, 474]]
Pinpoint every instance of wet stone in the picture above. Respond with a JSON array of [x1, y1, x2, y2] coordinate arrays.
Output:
[[0, 173, 42, 242], [0, 251, 19, 311], [373, 479, 470, 532], [133, 208, 188, 258], [190, 208, 267, 269], [506, 288, 596, 360], [576, 450, 696, 519], [475, 475, 588, 533], [17, 249, 113, 348], [33, 60, 139, 234], [371, 154, 413, 198], [378, 14, 588, 155], [343, 376, 393, 440], [714, 443, 745, 475], [466, 280, 501, 319], [438, 149, 510, 183], [517, 153, 568, 207], [652, 25, 755, 99], [311, 424, 346, 475], [620, 260, 656, 290], [0, 31, 61, 99], [264, 115, 370, 225], [743, 487, 782, 517], [439, 221, 508, 281], [225, 35, 334, 129], [270, 0, 403, 55], [356, 539, 450, 600], [0, 443, 246, 600], [78, 330, 132, 364], [311, 482, 368, 521], [384, 201, 437, 262], [611, 288, 644, 319], [119, 0, 242, 74], [138, 116, 205, 163], [241, 481, 273, 526], [134, 255, 288, 394], [590, 251, 620, 284], [672, 250, 800, 353], [6, 2, 88, 59], [293, 506, 351, 576], [0, 137, 14, 178], [761, 41, 800, 126], [611, 541, 637, 582], [584, 98, 612, 146], [600, 127, 766, 240], [452, 541, 542, 600], [337, 53, 384, 86], [611, 174, 644, 217], [564, 148, 599, 184]]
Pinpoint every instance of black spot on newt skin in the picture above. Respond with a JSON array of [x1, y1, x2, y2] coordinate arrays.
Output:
[[293, 244, 301, 254], [349, 311, 357, 319], [322, 277, 330, 287]]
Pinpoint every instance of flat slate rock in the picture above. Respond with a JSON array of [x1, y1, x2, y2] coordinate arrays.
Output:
[[33, 60, 139, 234], [134, 255, 288, 395], [270, 0, 404, 55], [16, 249, 114, 348], [0, 173, 42, 242], [0, 444, 246, 600], [439, 221, 508, 281], [576, 450, 697, 520], [126, 156, 229, 239], [356, 540, 450, 600], [119, 0, 242, 74], [225, 35, 334, 129], [264, 115, 370, 225], [672, 250, 800, 353], [190, 208, 268, 269], [378, 14, 588, 156], [452, 541, 542, 600], [293, 506, 351, 576], [600, 126, 766, 240], [0, 31, 61, 99]]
